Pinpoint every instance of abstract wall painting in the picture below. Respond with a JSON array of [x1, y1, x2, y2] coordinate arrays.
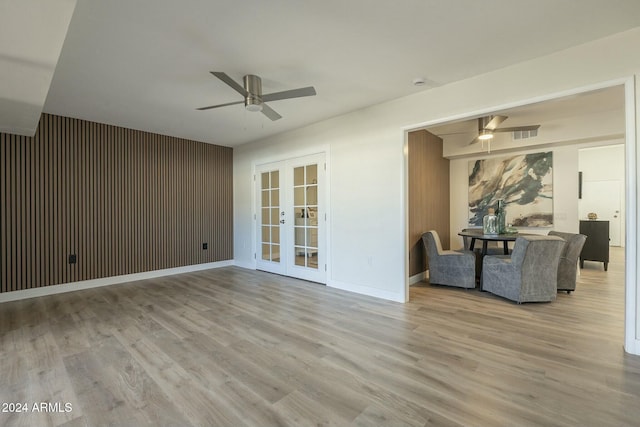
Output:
[[468, 152, 553, 227]]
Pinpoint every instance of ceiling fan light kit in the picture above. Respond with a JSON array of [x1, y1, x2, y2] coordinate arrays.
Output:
[[478, 129, 493, 140], [197, 71, 316, 121]]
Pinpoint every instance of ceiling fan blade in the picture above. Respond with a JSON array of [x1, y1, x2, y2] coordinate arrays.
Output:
[[483, 115, 508, 130], [211, 71, 247, 97], [260, 103, 282, 121], [196, 100, 244, 111], [262, 86, 316, 102], [493, 125, 540, 133], [468, 136, 481, 145]]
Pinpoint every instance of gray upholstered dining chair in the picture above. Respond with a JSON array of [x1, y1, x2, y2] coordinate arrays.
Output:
[[422, 230, 476, 289], [482, 235, 565, 303], [548, 231, 587, 293]]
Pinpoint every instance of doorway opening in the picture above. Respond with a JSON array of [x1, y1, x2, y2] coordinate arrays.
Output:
[[405, 81, 635, 353]]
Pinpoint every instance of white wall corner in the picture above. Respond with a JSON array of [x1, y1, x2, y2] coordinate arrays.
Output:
[[626, 74, 639, 355]]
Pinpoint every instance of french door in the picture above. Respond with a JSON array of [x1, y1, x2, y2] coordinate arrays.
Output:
[[255, 153, 326, 283]]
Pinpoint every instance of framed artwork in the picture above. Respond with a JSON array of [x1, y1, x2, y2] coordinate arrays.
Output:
[[468, 152, 553, 227]]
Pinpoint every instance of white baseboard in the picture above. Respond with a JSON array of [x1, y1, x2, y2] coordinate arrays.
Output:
[[0, 260, 235, 303], [409, 270, 427, 285], [327, 279, 406, 303], [231, 262, 406, 302], [625, 338, 640, 356], [233, 260, 256, 270]]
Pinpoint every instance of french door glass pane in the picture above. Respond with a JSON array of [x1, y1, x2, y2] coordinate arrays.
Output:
[[293, 164, 319, 269], [260, 170, 280, 263]]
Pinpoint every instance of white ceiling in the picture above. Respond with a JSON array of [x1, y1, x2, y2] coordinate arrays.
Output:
[[427, 85, 627, 157], [0, 0, 76, 135], [39, 0, 640, 147], [427, 85, 626, 138]]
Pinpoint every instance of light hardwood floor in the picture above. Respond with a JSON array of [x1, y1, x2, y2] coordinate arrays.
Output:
[[1, 248, 639, 426]]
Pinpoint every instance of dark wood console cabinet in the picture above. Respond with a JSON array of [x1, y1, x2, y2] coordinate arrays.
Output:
[[579, 220, 610, 271]]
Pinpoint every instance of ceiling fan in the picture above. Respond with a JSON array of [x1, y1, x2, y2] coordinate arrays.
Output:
[[469, 115, 540, 145], [197, 72, 316, 121]]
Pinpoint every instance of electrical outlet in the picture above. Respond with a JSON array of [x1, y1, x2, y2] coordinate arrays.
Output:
[[69, 254, 77, 264], [202, 243, 208, 250]]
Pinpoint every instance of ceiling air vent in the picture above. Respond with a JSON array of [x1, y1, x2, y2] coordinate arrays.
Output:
[[512, 129, 538, 140]]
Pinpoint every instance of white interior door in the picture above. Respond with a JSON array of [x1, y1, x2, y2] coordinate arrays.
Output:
[[255, 153, 326, 283], [579, 179, 622, 246]]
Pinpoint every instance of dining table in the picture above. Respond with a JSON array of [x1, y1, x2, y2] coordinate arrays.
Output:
[[458, 228, 530, 256]]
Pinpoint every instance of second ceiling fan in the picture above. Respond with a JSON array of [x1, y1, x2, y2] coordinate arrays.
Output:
[[470, 115, 540, 145], [197, 71, 316, 121]]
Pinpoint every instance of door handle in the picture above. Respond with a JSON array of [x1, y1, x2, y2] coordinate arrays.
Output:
[[280, 219, 285, 224]]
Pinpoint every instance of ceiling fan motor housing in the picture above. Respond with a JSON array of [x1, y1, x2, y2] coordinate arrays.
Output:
[[244, 74, 263, 111]]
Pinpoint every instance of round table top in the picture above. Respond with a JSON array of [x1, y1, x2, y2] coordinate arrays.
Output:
[[458, 229, 527, 241]]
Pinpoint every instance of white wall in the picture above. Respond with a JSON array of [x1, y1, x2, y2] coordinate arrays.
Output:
[[234, 27, 640, 353], [0, 0, 77, 135], [579, 145, 626, 245]]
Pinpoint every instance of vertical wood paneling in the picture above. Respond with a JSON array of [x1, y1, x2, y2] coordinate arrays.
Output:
[[408, 129, 450, 277], [0, 113, 233, 293]]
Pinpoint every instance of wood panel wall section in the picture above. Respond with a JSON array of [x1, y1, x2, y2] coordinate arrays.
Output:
[[408, 129, 450, 277], [0, 113, 233, 293]]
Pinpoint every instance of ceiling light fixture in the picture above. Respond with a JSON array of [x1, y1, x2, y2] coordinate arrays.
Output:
[[245, 98, 263, 112], [478, 129, 494, 140]]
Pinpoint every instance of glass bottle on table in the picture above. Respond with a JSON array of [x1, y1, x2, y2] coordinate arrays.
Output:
[[496, 199, 507, 234], [483, 208, 498, 235]]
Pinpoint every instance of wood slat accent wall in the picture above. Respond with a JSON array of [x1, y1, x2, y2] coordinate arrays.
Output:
[[408, 129, 450, 277], [0, 113, 233, 293]]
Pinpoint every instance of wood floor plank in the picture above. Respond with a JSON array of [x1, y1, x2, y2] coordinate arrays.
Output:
[[64, 346, 183, 427], [1, 247, 639, 426], [110, 326, 244, 426]]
